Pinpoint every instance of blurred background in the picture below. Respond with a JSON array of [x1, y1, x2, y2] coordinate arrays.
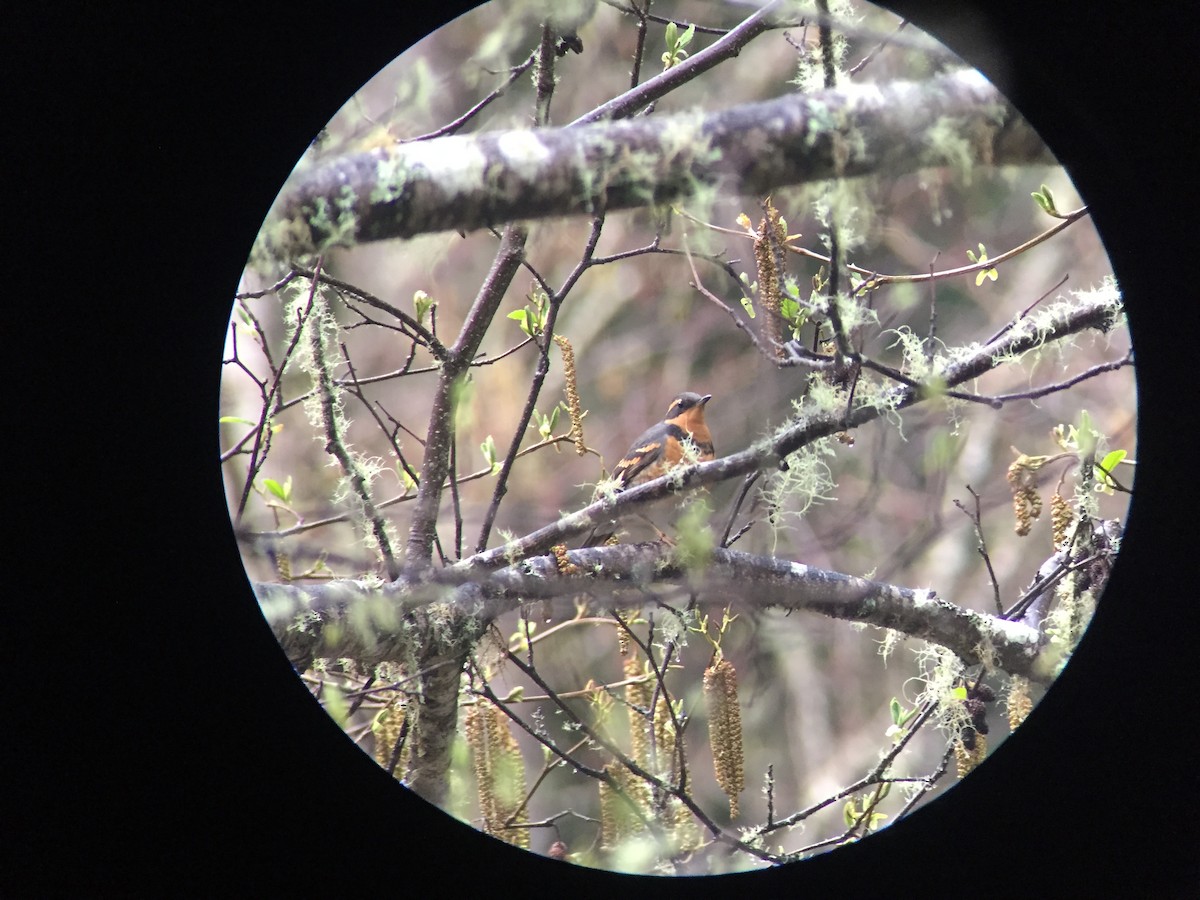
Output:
[[221, 0, 1134, 866]]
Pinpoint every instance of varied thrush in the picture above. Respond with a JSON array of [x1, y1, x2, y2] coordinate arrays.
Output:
[[585, 392, 715, 544]]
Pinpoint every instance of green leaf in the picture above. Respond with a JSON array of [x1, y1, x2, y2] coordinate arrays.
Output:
[[413, 290, 435, 325], [263, 476, 292, 502], [219, 415, 257, 426], [480, 435, 500, 474], [398, 464, 417, 492], [533, 407, 559, 441], [890, 697, 902, 725], [678, 23, 696, 48], [1099, 448, 1126, 473], [740, 296, 756, 318], [502, 685, 525, 703], [510, 294, 548, 337], [507, 308, 532, 336], [1032, 183, 1059, 216], [664, 21, 677, 48], [1096, 449, 1127, 489]]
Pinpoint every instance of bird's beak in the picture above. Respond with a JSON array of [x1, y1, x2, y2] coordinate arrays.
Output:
[[700, 394, 712, 405]]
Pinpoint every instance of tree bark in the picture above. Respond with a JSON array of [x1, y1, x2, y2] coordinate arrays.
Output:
[[260, 70, 1050, 257]]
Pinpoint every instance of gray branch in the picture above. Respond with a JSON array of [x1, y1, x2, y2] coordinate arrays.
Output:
[[259, 69, 1049, 256], [455, 285, 1123, 570], [253, 288, 1121, 689], [255, 542, 1051, 682], [404, 225, 528, 567]]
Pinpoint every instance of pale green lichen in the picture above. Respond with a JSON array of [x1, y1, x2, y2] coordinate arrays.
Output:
[[1038, 577, 1098, 679], [883, 325, 936, 381], [761, 433, 838, 547], [789, 0, 857, 94], [909, 644, 968, 736], [305, 185, 362, 251], [876, 627, 904, 665], [920, 116, 977, 183], [370, 150, 412, 205], [283, 278, 394, 568]]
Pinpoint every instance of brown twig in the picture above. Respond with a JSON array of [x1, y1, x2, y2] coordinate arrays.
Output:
[[954, 485, 1003, 614], [401, 52, 538, 143]]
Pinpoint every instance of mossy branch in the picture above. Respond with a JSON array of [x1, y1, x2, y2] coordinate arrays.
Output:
[[262, 69, 1049, 257], [255, 542, 1051, 683], [456, 284, 1122, 569]]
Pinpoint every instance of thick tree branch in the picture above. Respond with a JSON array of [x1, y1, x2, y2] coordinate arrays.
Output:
[[259, 69, 1049, 257], [255, 542, 1049, 682]]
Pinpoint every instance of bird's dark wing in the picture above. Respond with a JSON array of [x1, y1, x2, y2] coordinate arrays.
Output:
[[610, 423, 667, 487]]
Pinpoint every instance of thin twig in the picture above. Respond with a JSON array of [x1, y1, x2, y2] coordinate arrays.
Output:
[[475, 216, 605, 552], [925, 252, 939, 366], [785, 208, 1090, 288], [628, 0, 650, 89], [980, 352, 1134, 405], [572, 1, 783, 125], [401, 52, 538, 143], [681, 231, 770, 357], [954, 486, 1002, 613], [233, 269, 304, 301], [720, 471, 761, 548], [846, 18, 907, 76], [239, 434, 582, 542], [405, 225, 528, 567], [758, 698, 942, 838], [291, 266, 444, 358], [234, 264, 323, 521], [496, 646, 785, 863], [600, 0, 733, 36], [983, 273, 1070, 345]]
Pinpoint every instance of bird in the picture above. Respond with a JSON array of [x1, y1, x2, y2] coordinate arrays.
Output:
[[584, 392, 714, 545]]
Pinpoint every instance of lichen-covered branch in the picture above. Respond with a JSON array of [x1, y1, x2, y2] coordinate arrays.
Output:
[[255, 542, 1051, 682], [260, 69, 1049, 257], [456, 284, 1123, 569]]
